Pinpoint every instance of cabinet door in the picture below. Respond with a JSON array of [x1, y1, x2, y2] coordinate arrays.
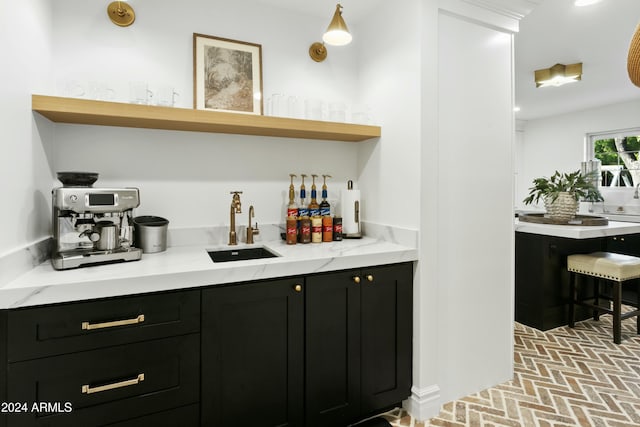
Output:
[[201, 278, 304, 427], [305, 269, 361, 427], [360, 263, 413, 415]]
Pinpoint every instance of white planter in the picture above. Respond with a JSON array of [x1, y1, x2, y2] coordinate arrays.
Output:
[[544, 192, 579, 221]]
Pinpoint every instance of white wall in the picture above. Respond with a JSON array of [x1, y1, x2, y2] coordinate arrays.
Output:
[[516, 99, 640, 210], [46, 0, 363, 229], [433, 9, 514, 404], [355, 0, 422, 230], [413, 0, 441, 418], [355, 0, 517, 418], [0, 0, 54, 256], [355, 0, 431, 415]]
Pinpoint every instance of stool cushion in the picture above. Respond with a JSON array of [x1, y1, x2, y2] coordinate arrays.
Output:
[[567, 252, 640, 281]]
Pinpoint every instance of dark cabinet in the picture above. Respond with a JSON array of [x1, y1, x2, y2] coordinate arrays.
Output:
[[305, 269, 361, 426], [201, 262, 413, 427], [201, 277, 304, 427], [305, 263, 413, 426], [604, 234, 640, 305], [515, 232, 604, 330], [1, 262, 413, 427], [7, 291, 200, 362], [1, 290, 200, 427], [360, 264, 413, 414], [1, 311, 7, 427], [104, 404, 199, 427], [605, 233, 640, 256], [515, 231, 640, 331], [7, 335, 199, 427]]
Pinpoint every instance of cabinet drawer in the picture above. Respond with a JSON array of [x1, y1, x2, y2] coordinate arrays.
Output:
[[103, 404, 199, 427], [7, 290, 200, 362], [6, 334, 199, 427]]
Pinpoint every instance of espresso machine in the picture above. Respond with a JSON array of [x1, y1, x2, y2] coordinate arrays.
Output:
[[51, 172, 143, 270]]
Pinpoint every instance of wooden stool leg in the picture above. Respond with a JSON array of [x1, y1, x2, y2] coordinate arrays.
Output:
[[593, 278, 600, 321], [569, 271, 576, 328], [613, 281, 622, 344]]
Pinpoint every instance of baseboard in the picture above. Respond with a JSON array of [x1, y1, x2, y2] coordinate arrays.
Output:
[[403, 385, 441, 421]]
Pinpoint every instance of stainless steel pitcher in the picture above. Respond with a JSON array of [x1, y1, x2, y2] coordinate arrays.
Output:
[[94, 221, 120, 251]]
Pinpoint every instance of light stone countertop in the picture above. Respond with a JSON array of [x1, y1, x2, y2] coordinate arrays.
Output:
[[0, 226, 418, 309], [515, 218, 640, 239]]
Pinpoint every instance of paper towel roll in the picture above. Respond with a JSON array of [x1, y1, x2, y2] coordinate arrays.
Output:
[[341, 189, 360, 235]]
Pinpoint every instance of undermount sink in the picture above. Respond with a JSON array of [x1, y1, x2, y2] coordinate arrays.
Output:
[[207, 247, 279, 263]]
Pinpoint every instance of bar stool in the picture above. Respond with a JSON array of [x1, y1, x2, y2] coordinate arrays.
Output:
[[567, 252, 640, 344]]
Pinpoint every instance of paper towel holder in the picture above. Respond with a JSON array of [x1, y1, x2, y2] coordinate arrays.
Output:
[[343, 200, 362, 239], [343, 180, 362, 239]]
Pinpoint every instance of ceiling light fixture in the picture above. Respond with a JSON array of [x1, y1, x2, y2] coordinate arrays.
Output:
[[534, 63, 583, 88], [574, 0, 602, 6], [309, 4, 352, 62]]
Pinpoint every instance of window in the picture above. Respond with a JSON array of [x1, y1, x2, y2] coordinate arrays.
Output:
[[588, 128, 640, 187]]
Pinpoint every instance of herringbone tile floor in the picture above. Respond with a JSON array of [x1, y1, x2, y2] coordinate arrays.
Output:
[[382, 313, 640, 426]]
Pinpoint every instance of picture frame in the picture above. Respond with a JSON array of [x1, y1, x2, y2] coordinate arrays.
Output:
[[193, 33, 263, 114]]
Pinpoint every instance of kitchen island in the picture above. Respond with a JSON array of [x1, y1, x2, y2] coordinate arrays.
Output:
[[515, 218, 640, 331]]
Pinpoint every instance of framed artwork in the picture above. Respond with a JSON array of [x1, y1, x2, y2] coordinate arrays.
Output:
[[193, 33, 263, 114]]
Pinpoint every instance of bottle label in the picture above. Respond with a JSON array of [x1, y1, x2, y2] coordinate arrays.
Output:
[[301, 225, 311, 234], [312, 225, 322, 233], [323, 225, 333, 233], [320, 207, 330, 216], [299, 207, 309, 217], [309, 208, 320, 216], [287, 208, 298, 218], [286, 217, 297, 244], [334, 224, 343, 233]]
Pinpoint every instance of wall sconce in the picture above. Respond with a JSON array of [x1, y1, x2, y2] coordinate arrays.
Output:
[[309, 4, 352, 62], [107, 1, 135, 27], [534, 63, 582, 88]]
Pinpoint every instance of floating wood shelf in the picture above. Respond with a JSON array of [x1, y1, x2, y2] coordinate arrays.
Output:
[[32, 95, 381, 142]]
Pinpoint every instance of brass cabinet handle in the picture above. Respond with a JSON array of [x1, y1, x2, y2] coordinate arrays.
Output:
[[353, 276, 361, 284], [366, 274, 374, 282], [294, 284, 302, 292], [81, 373, 145, 394], [82, 314, 145, 331]]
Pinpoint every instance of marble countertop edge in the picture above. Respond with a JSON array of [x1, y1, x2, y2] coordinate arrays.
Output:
[[0, 237, 418, 309], [514, 219, 640, 239]]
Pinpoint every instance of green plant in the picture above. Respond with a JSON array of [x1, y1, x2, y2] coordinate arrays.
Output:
[[523, 170, 604, 205]]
